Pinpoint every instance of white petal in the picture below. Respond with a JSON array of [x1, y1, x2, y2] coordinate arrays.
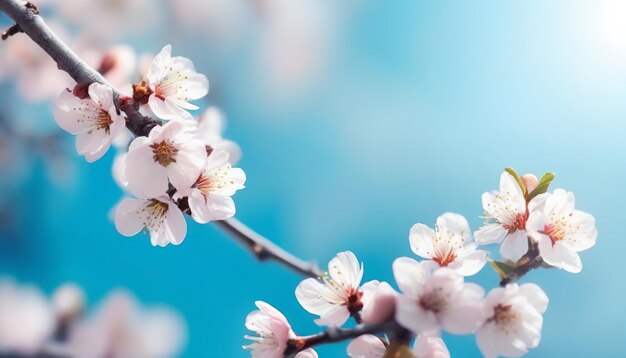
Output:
[[114, 198, 146, 236], [328, 251, 363, 293], [538, 238, 582, 273], [87, 83, 113, 109], [499, 230, 529, 262], [125, 144, 169, 198], [448, 250, 488, 276], [295, 279, 342, 317], [518, 283, 548, 314], [347, 334, 386, 358], [475, 223, 507, 245], [164, 202, 187, 245], [166, 142, 206, 192], [392, 257, 427, 297], [395, 295, 438, 334], [314, 304, 351, 327], [436, 212, 471, 243], [409, 223, 436, 259]]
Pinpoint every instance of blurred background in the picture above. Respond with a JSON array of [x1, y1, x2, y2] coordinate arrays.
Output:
[[0, 0, 624, 356]]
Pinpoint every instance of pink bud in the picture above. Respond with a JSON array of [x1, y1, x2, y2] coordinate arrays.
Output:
[[521, 173, 538, 193], [361, 281, 397, 325]]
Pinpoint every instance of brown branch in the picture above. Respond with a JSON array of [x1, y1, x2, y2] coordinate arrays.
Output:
[[215, 218, 322, 278], [285, 320, 409, 357], [0, 0, 158, 137], [499, 242, 549, 286], [0, 0, 322, 279]]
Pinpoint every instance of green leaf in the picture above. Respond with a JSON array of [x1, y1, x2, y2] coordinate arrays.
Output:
[[526, 172, 556, 201], [488, 259, 517, 280], [504, 167, 527, 196]]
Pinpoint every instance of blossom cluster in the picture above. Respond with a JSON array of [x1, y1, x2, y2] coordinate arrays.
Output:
[[243, 169, 597, 357], [51, 45, 246, 247], [0, 278, 185, 358]]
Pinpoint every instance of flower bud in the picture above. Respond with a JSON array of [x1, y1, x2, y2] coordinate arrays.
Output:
[[521, 173, 538, 193]]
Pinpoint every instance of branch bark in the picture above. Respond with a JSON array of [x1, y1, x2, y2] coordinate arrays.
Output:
[[215, 218, 322, 278], [285, 320, 408, 357], [0, 0, 323, 279]]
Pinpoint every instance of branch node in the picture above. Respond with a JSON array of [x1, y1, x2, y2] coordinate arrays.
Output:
[[25, 2, 40, 15], [1, 23, 22, 40]]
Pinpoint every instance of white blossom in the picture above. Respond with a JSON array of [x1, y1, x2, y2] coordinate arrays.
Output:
[[410, 212, 488, 276], [476, 283, 548, 358], [181, 150, 246, 223], [244, 301, 317, 358], [54, 83, 126, 162], [144, 45, 209, 121], [526, 189, 597, 273], [296, 251, 372, 326], [475, 172, 536, 261], [114, 196, 187, 247], [0, 279, 55, 355], [67, 290, 186, 358], [124, 120, 206, 198], [393, 257, 484, 335]]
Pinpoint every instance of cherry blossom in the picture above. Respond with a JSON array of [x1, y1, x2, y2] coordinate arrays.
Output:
[[139, 45, 209, 121], [347, 334, 450, 358], [526, 189, 597, 273], [0, 279, 55, 355], [196, 107, 242, 164], [410, 212, 488, 276], [67, 290, 186, 358], [53, 83, 126, 162], [296, 251, 370, 326], [124, 120, 206, 198], [114, 196, 187, 247], [360, 281, 397, 325], [393, 257, 484, 335], [475, 172, 535, 261], [181, 150, 246, 223], [476, 283, 548, 358], [244, 301, 317, 358]]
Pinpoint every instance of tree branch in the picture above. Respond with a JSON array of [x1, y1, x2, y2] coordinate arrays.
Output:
[[499, 243, 548, 286], [215, 218, 322, 278], [0, 0, 158, 137], [285, 320, 408, 357], [0, 0, 323, 279]]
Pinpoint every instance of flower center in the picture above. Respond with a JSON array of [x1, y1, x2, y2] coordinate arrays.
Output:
[[141, 199, 169, 230], [346, 289, 364, 316], [491, 304, 518, 327], [542, 223, 565, 245], [504, 213, 527, 233], [150, 140, 178, 167], [432, 248, 457, 267], [419, 292, 446, 314], [96, 109, 113, 133]]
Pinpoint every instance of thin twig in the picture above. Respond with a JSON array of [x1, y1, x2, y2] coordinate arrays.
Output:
[[285, 320, 408, 357], [215, 218, 322, 278], [0, 0, 157, 137], [499, 243, 546, 286], [0, 0, 322, 279]]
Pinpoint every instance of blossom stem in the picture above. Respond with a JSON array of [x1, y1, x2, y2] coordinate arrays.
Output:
[[215, 218, 322, 278], [0, 0, 322, 279], [499, 244, 546, 286], [285, 320, 409, 357], [0, 0, 158, 137]]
